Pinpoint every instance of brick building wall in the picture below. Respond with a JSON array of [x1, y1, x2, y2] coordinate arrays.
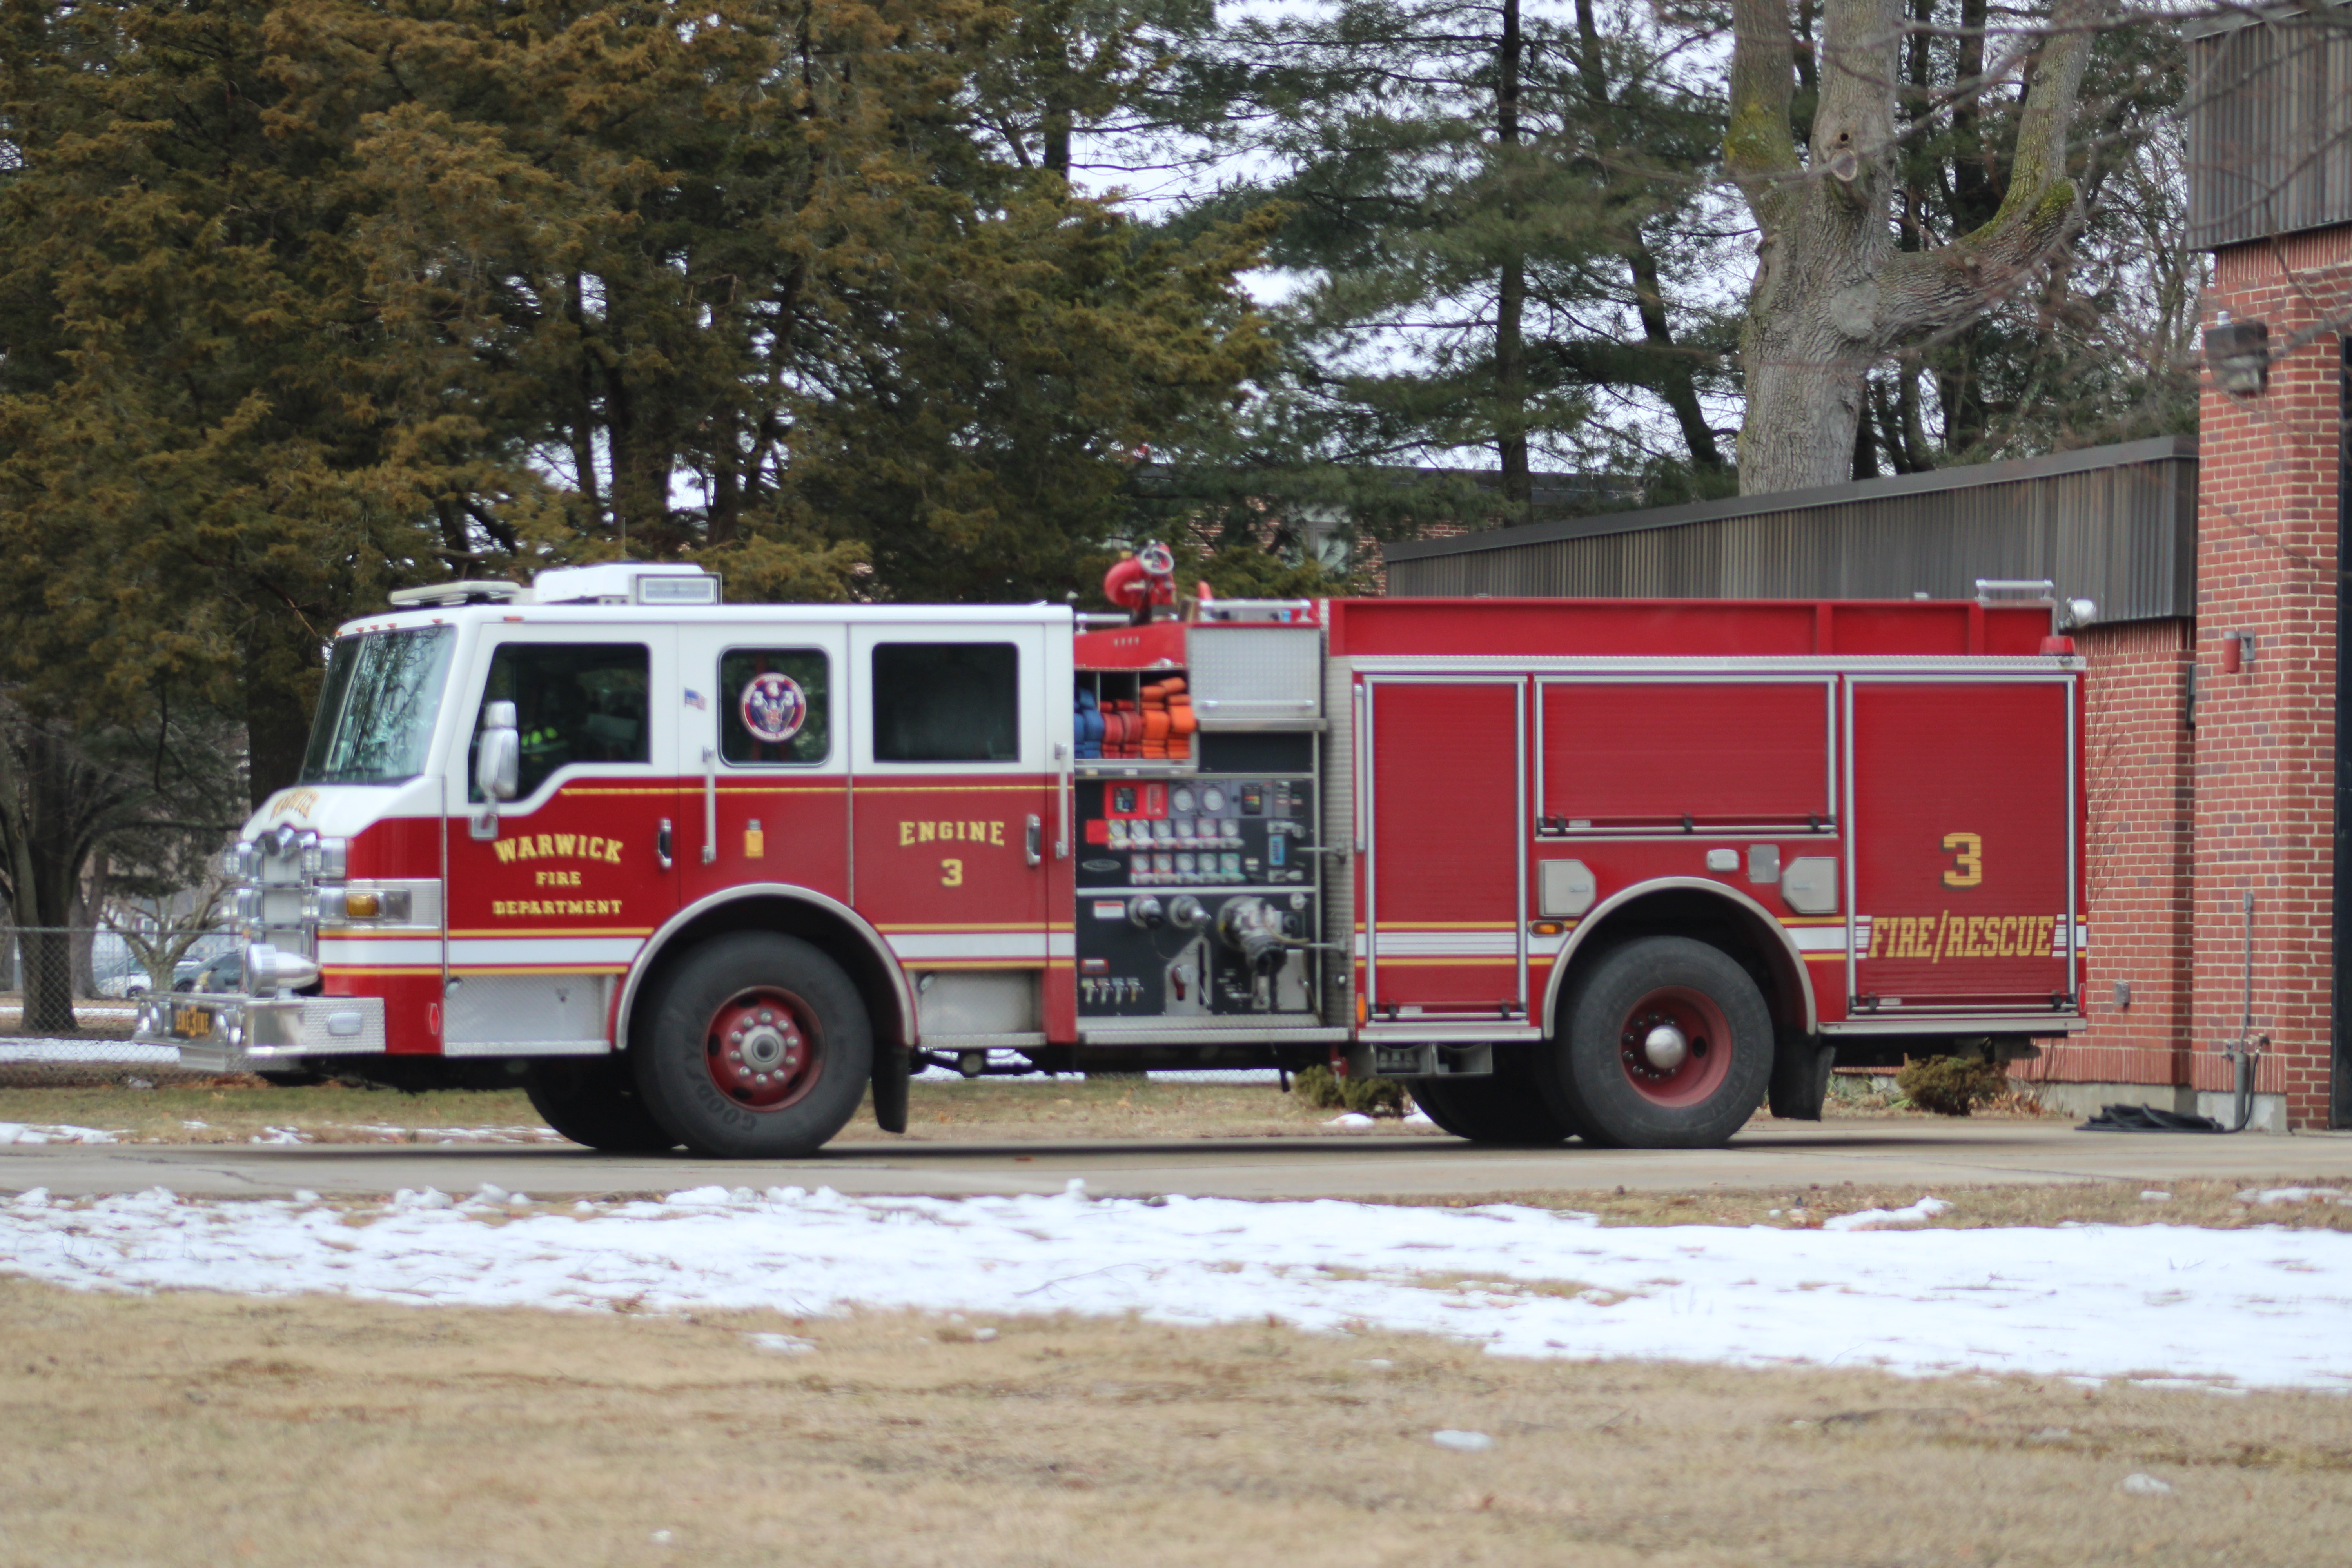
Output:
[[2191, 229, 2352, 1128], [2016, 618, 2198, 1094]]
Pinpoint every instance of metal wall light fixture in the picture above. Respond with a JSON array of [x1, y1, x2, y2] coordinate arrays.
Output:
[[2203, 312, 2271, 395]]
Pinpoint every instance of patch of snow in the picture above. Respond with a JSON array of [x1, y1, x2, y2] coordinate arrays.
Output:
[[342, 1123, 568, 1145], [2120, 1473, 2174, 1496], [2236, 1187, 2351, 1207], [1432, 1430, 1494, 1452], [2140, 1191, 2172, 1202], [4, 1188, 2352, 1388], [0, 1038, 172, 1063], [249, 1126, 310, 1146], [1824, 1196, 1951, 1231], [0, 1122, 124, 1146], [746, 1332, 815, 1355], [1324, 1113, 1375, 1129], [1402, 1107, 1434, 1127]]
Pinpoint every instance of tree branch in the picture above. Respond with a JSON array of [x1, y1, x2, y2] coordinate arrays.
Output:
[[1871, 0, 2107, 346], [1726, 0, 1800, 227]]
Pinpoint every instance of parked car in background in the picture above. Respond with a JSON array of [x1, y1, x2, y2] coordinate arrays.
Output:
[[174, 952, 241, 993], [96, 967, 156, 999]]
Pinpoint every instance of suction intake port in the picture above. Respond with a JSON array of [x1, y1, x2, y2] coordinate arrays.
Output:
[[1214, 896, 1288, 976]]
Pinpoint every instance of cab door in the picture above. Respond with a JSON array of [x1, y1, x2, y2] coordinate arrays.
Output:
[[441, 624, 681, 1053], [675, 620, 850, 907], [848, 621, 1064, 1045]]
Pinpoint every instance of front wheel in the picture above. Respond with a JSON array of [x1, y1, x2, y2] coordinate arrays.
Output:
[[632, 933, 872, 1158], [1547, 936, 1772, 1149]]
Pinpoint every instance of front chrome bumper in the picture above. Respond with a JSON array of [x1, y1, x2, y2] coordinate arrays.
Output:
[[134, 991, 387, 1073]]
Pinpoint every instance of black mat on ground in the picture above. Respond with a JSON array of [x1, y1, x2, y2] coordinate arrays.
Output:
[[2077, 1102, 2229, 1133]]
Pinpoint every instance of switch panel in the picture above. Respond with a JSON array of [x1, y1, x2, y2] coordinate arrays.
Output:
[[1074, 767, 1321, 1018]]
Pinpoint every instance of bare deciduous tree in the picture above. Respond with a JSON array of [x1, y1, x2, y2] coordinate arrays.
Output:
[[1726, 0, 2107, 492]]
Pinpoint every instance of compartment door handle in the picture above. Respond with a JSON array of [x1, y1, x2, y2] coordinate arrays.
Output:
[[701, 748, 718, 865]]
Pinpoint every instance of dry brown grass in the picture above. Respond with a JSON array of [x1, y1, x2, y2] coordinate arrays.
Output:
[[0, 1079, 556, 1145], [0, 1074, 1430, 1146], [3, 1274, 2348, 1568], [1370, 1178, 2352, 1232]]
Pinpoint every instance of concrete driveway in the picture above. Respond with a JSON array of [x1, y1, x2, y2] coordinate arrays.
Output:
[[7, 1119, 2350, 1201]]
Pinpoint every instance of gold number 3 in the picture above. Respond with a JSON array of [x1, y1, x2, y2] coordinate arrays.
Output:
[[1941, 832, 1983, 889], [940, 858, 964, 887]]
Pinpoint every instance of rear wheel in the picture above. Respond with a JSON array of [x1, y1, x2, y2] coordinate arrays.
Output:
[[1409, 1050, 1579, 1146], [632, 932, 871, 1158], [1548, 936, 1772, 1149], [523, 1057, 676, 1152]]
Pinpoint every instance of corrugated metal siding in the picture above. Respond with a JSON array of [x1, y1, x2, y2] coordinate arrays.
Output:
[[1384, 442, 2196, 623], [2187, 7, 2352, 252]]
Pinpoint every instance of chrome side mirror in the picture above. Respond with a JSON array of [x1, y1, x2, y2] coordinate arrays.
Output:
[[477, 700, 519, 802]]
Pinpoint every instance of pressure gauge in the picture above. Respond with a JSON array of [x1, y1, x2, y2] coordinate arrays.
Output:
[[1200, 786, 1228, 814], [1171, 787, 1196, 814]]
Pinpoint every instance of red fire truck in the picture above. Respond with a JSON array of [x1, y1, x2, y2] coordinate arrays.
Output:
[[140, 561, 2086, 1154]]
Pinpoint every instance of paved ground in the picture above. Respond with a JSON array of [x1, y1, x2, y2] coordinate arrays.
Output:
[[7, 1120, 2352, 1201]]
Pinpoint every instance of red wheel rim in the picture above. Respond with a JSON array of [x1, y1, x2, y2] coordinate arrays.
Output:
[[1615, 984, 1733, 1108], [703, 987, 823, 1112]]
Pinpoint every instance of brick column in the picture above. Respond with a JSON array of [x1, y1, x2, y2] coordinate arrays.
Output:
[[2194, 230, 2352, 1129], [2016, 620, 2196, 1103]]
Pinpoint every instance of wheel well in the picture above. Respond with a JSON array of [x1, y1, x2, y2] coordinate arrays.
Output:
[[1548, 887, 1812, 1040], [624, 895, 912, 1054]]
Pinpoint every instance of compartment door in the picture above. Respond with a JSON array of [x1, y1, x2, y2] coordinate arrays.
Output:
[[1848, 678, 2078, 1015], [1364, 678, 1525, 1020], [849, 623, 1061, 1043]]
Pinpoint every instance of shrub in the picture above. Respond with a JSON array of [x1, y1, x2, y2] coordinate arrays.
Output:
[[1895, 1055, 2009, 1116], [1292, 1063, 1410, 1117]]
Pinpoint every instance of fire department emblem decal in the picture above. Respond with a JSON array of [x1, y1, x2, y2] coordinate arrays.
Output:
[[739, 673, 807, 744]]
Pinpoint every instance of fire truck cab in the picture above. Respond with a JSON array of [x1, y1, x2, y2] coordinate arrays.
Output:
[[142, 562, 2086, 1155]]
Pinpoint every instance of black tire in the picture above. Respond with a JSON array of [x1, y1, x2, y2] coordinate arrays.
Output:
[[1546, 936, 1773, 1149], [632, 932, 871, 1158], [523, 1057, 677, 1152], [1410, 1050, 1579, 1146]]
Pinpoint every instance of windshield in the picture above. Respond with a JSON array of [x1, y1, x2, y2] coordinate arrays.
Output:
[[299, 627, 457, 784]]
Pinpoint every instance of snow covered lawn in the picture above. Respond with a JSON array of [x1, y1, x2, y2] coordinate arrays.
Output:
[[6, 1182, 2351, 1390]]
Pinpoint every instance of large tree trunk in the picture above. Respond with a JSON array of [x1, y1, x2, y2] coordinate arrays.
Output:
[[1726, 0, 2103, 493], [0, 726, 101, 1033]]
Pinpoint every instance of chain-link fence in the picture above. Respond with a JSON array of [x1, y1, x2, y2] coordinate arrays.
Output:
[[0, 927, 240, 1088]]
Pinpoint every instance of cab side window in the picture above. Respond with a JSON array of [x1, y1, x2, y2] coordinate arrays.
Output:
[[469, 643, 650, 802], [720, 649, 830, 765], [871, 643, 1019, 762]]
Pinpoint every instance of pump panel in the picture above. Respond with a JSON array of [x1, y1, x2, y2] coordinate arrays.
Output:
[[1072, 735, 1322, 1019]]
